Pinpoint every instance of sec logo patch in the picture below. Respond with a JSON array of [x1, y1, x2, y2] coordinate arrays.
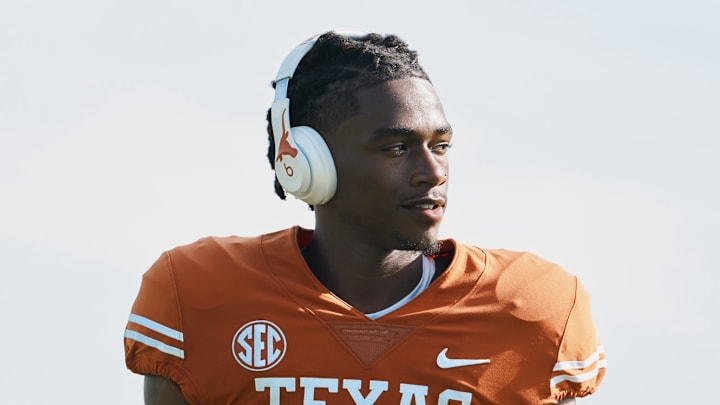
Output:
[[232, 320, 287, 371]]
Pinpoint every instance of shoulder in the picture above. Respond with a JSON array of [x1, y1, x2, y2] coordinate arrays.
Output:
[[163, 227, 297, 273], [454, 243, 576, 283], [166, 234, 260, 264], [461, 244, 578, 322], [481, 248, 576, 288], [147, 227, 299, 297], [484, 248, 570, 274]]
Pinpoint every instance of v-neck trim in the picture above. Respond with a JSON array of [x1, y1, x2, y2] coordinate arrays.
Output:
[[259, 227, 487, 325], [364, 255, 436, 320]]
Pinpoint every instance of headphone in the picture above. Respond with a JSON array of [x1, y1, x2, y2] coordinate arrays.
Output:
[[270, 29, 369, 205]]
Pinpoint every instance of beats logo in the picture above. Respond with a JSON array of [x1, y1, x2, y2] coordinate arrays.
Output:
[[276, 109, 298, 177]]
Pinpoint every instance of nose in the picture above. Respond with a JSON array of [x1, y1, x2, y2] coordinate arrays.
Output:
[[410, 146, 448, 187]]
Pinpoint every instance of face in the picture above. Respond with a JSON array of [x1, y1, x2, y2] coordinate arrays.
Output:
[[318, 78, 452, 254]]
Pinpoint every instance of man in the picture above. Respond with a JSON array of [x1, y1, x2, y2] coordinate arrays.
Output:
[[125, 31, 606, 404]]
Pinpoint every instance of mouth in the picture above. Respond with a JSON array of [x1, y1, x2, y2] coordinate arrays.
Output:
[[413, 203, 441, 210], [401, 195, 446, 209], [400, 196, 447, 222]]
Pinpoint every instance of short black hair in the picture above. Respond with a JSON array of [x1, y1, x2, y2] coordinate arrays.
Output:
[[266, 32, 431, 203]]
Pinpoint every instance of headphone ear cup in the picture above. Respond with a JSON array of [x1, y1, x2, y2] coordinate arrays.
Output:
[[290, 126, 337, 205]]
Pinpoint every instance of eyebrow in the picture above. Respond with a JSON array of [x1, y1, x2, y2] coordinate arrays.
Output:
[[371, 125, 453, 139]]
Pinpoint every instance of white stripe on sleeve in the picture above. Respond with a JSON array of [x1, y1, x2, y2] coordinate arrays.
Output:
[[550, 359, 607, 387], [550, 345, 607, 388], [553, 345, 605, 371], [127, 313, 184, 342], [124, 329, 185, 359]]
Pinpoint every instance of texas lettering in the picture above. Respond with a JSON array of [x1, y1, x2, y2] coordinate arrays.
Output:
[[255, 377, 473, 405]]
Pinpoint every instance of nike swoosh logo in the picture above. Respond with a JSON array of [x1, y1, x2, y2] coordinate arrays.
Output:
[[436, 348, 491, 369]]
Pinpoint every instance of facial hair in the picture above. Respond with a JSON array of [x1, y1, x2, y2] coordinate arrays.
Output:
[[398, 234, 441, 256]]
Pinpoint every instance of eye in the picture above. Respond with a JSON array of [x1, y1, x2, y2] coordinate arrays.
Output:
[[383, 143, 408, 157], [431, 142, 453, 155]]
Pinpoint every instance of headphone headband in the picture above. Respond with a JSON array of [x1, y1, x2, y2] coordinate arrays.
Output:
[[273, 29, 371, 101]]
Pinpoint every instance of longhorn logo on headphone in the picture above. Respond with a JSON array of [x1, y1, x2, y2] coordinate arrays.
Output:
[[276, 109, 298, 177]]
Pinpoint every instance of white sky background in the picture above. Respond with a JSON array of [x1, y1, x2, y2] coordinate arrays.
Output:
[[1, 0, 718, 403]]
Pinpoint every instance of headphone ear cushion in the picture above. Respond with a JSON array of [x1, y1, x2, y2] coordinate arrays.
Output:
[[291, 126, 337, 205]]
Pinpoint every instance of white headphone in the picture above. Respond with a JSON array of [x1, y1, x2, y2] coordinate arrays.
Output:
[[270, 30, 368, 205]]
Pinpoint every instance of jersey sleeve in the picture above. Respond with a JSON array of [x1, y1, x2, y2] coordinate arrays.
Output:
[[549, 279, 607, 401], [124, 252, 195, 393]]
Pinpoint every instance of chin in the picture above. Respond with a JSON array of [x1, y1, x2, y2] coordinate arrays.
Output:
[[396, 232, 442, 256]]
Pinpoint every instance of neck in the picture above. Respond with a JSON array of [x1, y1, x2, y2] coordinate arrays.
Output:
[[302, 230, 425, 314]]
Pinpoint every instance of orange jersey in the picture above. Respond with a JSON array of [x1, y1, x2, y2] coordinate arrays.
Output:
[[124, 227, 606, 404]]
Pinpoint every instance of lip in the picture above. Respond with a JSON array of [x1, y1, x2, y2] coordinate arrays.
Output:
[[400, 196, 447, 222]]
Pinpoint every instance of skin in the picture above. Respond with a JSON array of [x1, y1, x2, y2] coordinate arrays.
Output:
[[143, 374, 189, 405], [144, 78, 579, 404], [303, 78, 453, 314]]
